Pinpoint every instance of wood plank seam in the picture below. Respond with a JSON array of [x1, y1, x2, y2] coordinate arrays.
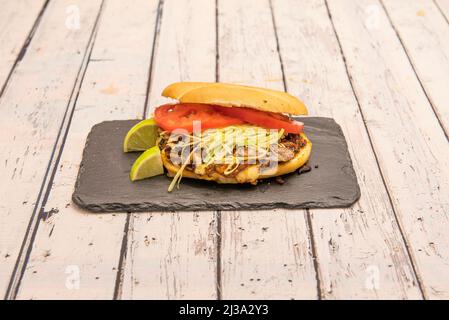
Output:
[[268, 0, 322, 299], [303, 210, 323, 299], [143, 0, 165, 119], [215, 0, 222, 301], [5, 0, 106, 300], [433, 0, 449, 23], [113, 213, 132, 300], [268, 0, 287, 93], [112, 0, 165, 300], [323, 0, 426, 299], [379, 0, 448, 139], [0, 0, 49, 99], [215, 0, 220, 85], [216, 211, 222, 300], [304, 210, 322, 299]]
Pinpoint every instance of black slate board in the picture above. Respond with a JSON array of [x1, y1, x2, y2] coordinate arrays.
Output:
[[72, 118, 360, 212]]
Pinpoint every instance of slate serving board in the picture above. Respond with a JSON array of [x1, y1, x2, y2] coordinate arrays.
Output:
[[72, 117, 360, 212]]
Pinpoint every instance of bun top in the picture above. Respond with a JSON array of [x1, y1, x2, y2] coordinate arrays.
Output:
[[161, 82, 308, 115]]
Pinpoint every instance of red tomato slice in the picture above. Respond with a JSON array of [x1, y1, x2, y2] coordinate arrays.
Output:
[[213, 105, 303, 134], [154, 103, 244, 132]]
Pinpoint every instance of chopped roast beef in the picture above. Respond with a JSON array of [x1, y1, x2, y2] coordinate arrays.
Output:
[[160, 132, 307, 177], [276, 145, 296, 162]]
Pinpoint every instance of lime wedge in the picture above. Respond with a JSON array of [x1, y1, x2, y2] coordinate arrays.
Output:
[[130, 146, 164, 181], [123, 118, 159, 152]]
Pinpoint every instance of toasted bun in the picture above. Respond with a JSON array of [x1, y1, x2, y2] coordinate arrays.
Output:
[[162, 82, 308, 115], [161, 133, 312, 184]]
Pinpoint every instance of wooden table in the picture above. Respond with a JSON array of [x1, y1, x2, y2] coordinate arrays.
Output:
[[0, 0, 448, 300]]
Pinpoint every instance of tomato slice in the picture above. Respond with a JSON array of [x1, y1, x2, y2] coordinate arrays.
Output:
[[154, 103, 303, 134], [213, 105, 303, 134], [154, 103, 244, 132]]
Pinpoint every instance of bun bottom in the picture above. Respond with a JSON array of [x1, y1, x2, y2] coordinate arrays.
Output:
[[161, 133, 312, 184]]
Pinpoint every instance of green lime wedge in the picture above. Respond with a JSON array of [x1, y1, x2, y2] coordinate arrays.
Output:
[[123, 118, 159, 152], [130, 146, 164, 181]]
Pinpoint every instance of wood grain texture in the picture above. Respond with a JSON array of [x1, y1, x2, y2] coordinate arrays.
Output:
[[15, 0, 159, 299], [1, 0, 446, 300], [120, 0, 218, 299], [218, 0, 318, 299], [122, 212, 218, 299], [144, 0, 217, 110], [0, 0, 46, 94], [382, 0, 449, 136], [327, 0, 449, 299], [0, 0, 104, 298], [272, 0, 422, 299]]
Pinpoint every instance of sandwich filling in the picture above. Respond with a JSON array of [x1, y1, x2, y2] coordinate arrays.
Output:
[[153, 101, 309, 191], [158, 125, 308, 191]]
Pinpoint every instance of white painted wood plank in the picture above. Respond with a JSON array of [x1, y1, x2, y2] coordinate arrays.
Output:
[[122, 212, 218, 299], [0, 0, 103, 298], [15, 0, 159, 300], [218, 0, 318, 299], [144, 0, 217, 110], [272, 0, 421, 299], [382, 0, 449, 136], [221, 210, 318, 299], [121, 0, 218, 300], [0, 0, 46, 91], [327, 0, 449, 299]]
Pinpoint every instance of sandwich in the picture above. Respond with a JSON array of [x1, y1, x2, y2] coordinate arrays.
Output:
[[152, 82, 311, 191]]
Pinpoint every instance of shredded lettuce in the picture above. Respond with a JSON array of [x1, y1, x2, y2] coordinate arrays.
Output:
[[162, 125, 285, 192]]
